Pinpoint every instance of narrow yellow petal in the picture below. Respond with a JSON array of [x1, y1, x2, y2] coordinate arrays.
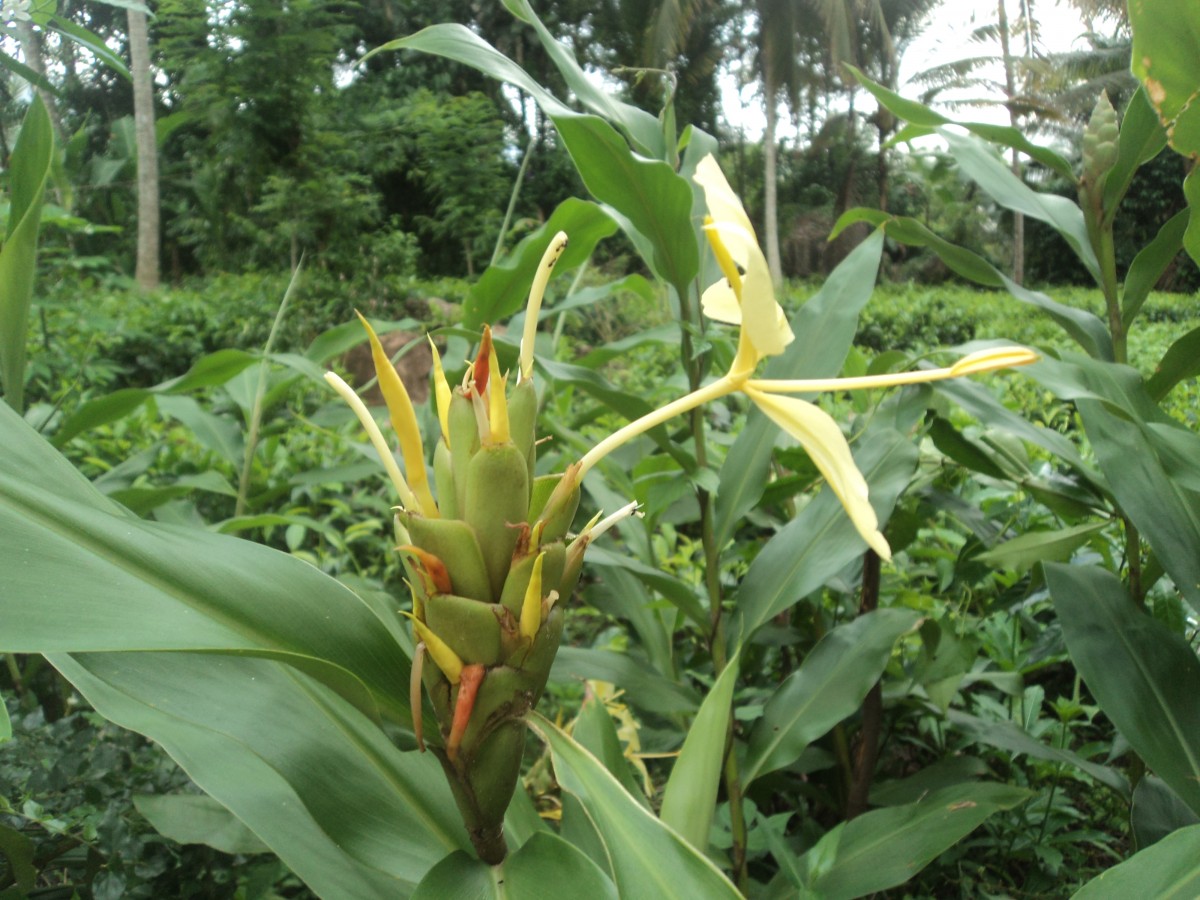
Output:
[[488, 346, 510, 445], [949, 346, 1040, 376], [521, 231, 569, 382], [324, 371, 420, 512], [428, 336, 452, 446], [401, 611, 463, 684], [694, 154, 756, 237], [355, 312, 437, 517], [519, 552, 545, 640], [704, 221, 792, 359], [745, 386, 891, 560]]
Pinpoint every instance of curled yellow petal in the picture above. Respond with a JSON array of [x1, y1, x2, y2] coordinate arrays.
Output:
[[401, 611, 464, 684], [324, 371, 421, 512], [428, 336, 452, 446], [355, 311, 437, 517], [745, 386, 891, 561], [694, 154, 756, 237], [519, 552, 545, 640], [521, 231, 569, 382], [949, 346, 1040, 376]]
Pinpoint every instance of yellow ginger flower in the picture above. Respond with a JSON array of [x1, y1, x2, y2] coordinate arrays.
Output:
[[577, 153, 1038, 559]]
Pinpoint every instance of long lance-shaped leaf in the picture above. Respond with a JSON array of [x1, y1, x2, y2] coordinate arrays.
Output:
[[374, 25, 697, 300], [794, 782, 1030, 898], [742, 609, 922, 785], [0, 397, 410, 724], [412, 832, 618, 899], [1047, 563, 1200, 816], [1073, 824, 1200, 899], [1121, 208, 1189, 329], [659, 653, 739, 850], [0, 98, 53, 414], [1130, 0, 1200, 157], [714, 229, 884, 549], [54, 652, 466, 900], [528, 712, 741, 898]]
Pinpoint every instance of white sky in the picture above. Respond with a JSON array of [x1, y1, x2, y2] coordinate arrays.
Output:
[[722, 0, 1103, 139]]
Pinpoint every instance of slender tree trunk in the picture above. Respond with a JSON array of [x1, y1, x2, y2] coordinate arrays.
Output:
[[997, 0, 1024, 284], [763, 78, 784, 287], [129, 8, 161, 291]]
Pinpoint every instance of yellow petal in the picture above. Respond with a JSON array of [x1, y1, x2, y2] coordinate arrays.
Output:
[[428, 336, 452, 446], [704, 221, 793, 359], [700, 277, 742, 325], [694, 154, 755, 238], [745, 386, 891, 560], [519, 552, 544, 640], [949, 346, 1040, 376], [487, 346, 509, 445], [521, 231, 569, 381], [401, 611, 463, 684], [355, 312, 437, 516]]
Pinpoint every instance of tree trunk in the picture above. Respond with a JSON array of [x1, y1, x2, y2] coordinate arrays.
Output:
[[128, 8, 161, 291], [763, 78, 784, 287], [997, 0, 1025, 285]]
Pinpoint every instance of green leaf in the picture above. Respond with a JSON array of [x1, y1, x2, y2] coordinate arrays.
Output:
[[56, 652, 464, 899], [659, 653, 739, 850], [1047, 563, 1200, 816], [156, 394, 246, 468], [1073, 824, 1200, 899], [0, 822, 36, 893], [1130, 0, 1200, 157], [973, 522, 1106, 570], [551, 647, 699, 716], [0, 98, 53, 414], [1, 400, 410, 724], [529, 712, 741, 898], [946, 710, 1129, 797], [583, 545, 706, 629], [742, 609, 922, 785], [733, 427, 918, 641], [844, 65, 1075, 180], [0, 693, 9, 742], [715, 230, 884, 549], [1122, 209, 1189, 328], [797, 782, 1030, 898], [572, 692, 649, 805], [305, 317, 420, 365], [1149, 324, 1200, 403], [413, 832, 618, 900], [50, 16, 130, 79], [465, 199, 615, 329], [134, 794, 271, 855], [1184, 167, 1200, 267], [1132, 776, 1200, 850]]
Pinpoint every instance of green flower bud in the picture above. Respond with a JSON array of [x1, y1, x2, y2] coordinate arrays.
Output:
[[465, 443, 530, 597]]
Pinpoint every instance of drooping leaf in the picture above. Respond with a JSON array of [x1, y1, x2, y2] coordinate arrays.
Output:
[[742, 609, 922, 785], [1131, 776, 1200, 850], [551, 647, 699, 716], [660, 653, 740, 850], [1121, 209, 1189, 328], [1047, 563, 1200, 815], [796, 782, 1030, 898], [56, 652, 465, 900], [1149, 323, 1200, 401], [529, 713, 741, 898], [134, 794, 271, 855], [1129, 0, 1200, 157], [972, 522, 1106, 570], [1073, 824, 1200, 899]]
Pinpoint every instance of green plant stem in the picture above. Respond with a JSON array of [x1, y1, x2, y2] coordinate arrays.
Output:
[[1125, 516, 1143, 606], [235, 264, 301, 518], [5, 654, 23, 694], [1098, 226, 1125, 364], [491, 134, 535, 266], [846, 549, 882, 819]]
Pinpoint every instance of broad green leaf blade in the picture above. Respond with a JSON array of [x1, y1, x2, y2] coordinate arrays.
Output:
[[715, 230, 884, 549], [1047, 563, 1200, 815], [529, 712, 741, 898], [465, 199, 615, 329], [1122, 209, 1189, 328], [50, 16, 130, 79], [134, 794, 271, 854], [1132, 776, 1200, 850], [946, 710, 1129, 797], [551, 647, 700, 716], [499, 0, 665, 158], [0, 98, 53, 414], [0, 693, 9, 742], [798, 783, 1030, 899], [55, 652, 466, 900], [742, 609, 922, 785], [1073, 824, 1200, 899], [1148, 324, 1200, 401], [733, 428, 918, 641], [584, 545, 707, 628], [0, 822, 35, 893], [973, 522, 1106, 569], [0, 401, 410, 723], [938, 128, 1100, 281], [660, 653, 740, 850], [412, 832, 618, 900], [1185, 168, 1200, 267], [1130, 0, 1200, 156]]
